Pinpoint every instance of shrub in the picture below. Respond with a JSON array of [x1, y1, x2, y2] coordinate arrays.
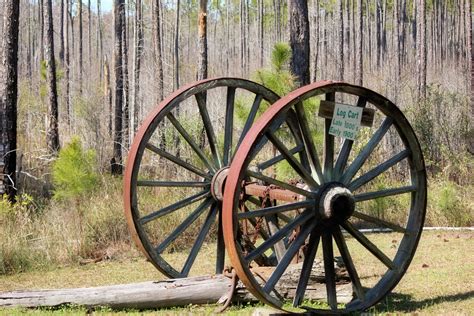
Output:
[[52, 137, 98, 200]]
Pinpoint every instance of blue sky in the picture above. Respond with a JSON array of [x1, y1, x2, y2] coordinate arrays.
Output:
[[89, 0, 113, 12]]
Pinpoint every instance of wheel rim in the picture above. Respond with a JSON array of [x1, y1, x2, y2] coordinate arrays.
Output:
[[223, 81, 427, 313], [124, 77, 280, 278]]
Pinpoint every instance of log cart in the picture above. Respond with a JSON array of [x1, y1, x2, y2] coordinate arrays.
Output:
[[124, 78, 427, 313]]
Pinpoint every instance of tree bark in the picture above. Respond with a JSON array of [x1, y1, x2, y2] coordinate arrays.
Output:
[[65, 0, 71, 127], [416, 0, 427, 101], [288, 0, 310, 87], [79, 0, 83, 94], [45, 0, 60, 155], [112, 0, 124, 175], [59, 0, 64, 65], [153, 0, 164, 102], [174, 1, 180, 90], [0, 0, 20, 200], [122, 3, 130, 148], [311, 0, 320, 82], [357, 0, 363, 85], [132, 0, 144, 137], [258, 0, 264, 68], [337, 0, 344, 80], [197, 0, 208, 80]]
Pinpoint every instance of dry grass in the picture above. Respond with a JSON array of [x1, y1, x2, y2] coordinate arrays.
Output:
[[0, 230, 472, 315]]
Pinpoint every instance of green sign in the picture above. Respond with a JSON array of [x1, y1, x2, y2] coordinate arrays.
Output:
[[328, 103, 363, 141]]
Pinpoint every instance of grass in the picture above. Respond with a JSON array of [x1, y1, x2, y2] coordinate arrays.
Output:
[[0, 230, 473, 315]]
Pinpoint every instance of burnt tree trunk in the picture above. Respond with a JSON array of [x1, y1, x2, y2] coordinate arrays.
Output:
[[132, 0, 144, 137], [112, 0, 124, 175], [59, 0, 64, 64], [197, 0, 208, 80], [416, 0, 427, 101], [79, 0, 83, 94], [122, 3, 130, 148], [357, 0, 363, 85], [45, 0, 60, 154], [288, 0, 310, 87], [0, 0, 20, 200], [337, 0, 344, 80], [154, 0, 164, 102]]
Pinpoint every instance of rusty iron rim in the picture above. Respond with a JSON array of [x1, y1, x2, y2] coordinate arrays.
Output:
[[222, 81, 427, 313], [124, 77, 280, 278]]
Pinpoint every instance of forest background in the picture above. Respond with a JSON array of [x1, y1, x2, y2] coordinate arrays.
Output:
[[0, 0, 472, 275]]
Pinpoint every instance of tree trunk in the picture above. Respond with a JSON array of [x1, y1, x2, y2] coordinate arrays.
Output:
[[59, 0, 64, 65], [39, 0, 44, 61], [97, 0, 104, 81], [79, 0, 83, 95], [198, 0, 208, 80], [153, 0, 164, 102], [104, 57, 112, 138], [132, 0, 144, 137], [258, 0, 264, 68], [88, 0, 92, 68], [416, 0, 426, 101], [174, 1, 180, 90], [357, 0, 363, 85], [65, 0, 71, 127], [312, 0, 320, 82], [337, 0, 344, 80], [45, 0, 60, 154], [112, 0, 124, 175], [122, 2, 130, 148], [0, 0, 20, 200], [288, 0, 310, 87]]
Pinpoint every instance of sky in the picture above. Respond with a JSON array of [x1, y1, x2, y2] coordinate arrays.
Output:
[[89, 0, 113, 12]]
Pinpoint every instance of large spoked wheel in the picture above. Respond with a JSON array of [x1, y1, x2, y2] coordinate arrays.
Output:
[[124, 78, 280, 278], [223, 81, 427, 313]]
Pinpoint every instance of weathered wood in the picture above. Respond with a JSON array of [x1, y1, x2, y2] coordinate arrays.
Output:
[[0, 261, 353, 310], [318, 100, 375, 127]]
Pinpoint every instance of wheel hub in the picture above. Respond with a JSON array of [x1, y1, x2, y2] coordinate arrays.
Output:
[[211, 167, 230, 201], [317, 183, 355, 223]]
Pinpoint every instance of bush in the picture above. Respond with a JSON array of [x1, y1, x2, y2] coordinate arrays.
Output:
[[52, 137, 98, 200]]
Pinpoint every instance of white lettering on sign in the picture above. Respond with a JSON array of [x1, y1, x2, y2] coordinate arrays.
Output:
[[328, 103, 363, 141]]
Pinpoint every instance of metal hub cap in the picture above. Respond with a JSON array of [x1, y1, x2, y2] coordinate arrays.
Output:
[[211, 167, 230, 201]]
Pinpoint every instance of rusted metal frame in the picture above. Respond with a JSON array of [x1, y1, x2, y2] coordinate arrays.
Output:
[[237, 200, 313, 219], [245, 170, 314, 199], [166, 112, 217, 172], [340, 117, 394, 185], [244, 183, 304, 202], [156, 198, 215, 254], [333, 96, 368, 180], [195, 92, 222, 167], [137, 180, 210, 187]]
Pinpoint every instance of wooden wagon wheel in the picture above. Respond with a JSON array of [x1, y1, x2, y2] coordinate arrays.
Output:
[[124, 77, 280, 278], [222, 81, 427, 313]]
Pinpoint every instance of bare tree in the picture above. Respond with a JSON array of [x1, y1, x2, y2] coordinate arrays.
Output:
[[337, 0, 344, 80], [198, 0, 208, 80], [0, 0, 20, 200], [65, 0, 71, 126], [132, 0, 144, 136], [153, 0, 164, 102], [174, 0, 181, 90], [45, 0, 60, 154], [79, 0, 83, 94], [416, 0, 427, 101], [59, 0, 64, 64], [122, 2, 130, 147], [288, 0, 310, 87], [356, 0, 363, 85], [112, 0, 125, 175]]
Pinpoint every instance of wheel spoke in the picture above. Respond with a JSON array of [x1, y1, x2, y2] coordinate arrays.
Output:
[[156, 198, 214, 254], [293, 229, 321, 307], [145, 143, 211, 179], [181, 203, 218, 276], [246, 170, 315, 198], [349, 150, 410, 191], [195, 92, 222, 167], [324, 93, 335, 181], [263, 222, 316, 294], [341, 117, 393, 185], [236, 94, 263, 149], [245, 211, 313, 262], [354, 185, 417, 202], [334, 97, 367, 180], [265, 131, 319, 188], [322, 230, 337, 310], [167, 112, 217, 172], [140, 190, 211, 225], [137, 180, 210, 187], [294, 102, 324, 184], [342, 221, 395, 270], [223, 87, 236, 165], [286, 110, 311, 171], [216, 206, 225, 274], [333, 226, 365, 302], [257, 144, 304, 171], [352, 211, 407, 233], [238, 200, 314, 219]]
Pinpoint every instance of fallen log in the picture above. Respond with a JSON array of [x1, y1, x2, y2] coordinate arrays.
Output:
[[0, 260, 353, 310]]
